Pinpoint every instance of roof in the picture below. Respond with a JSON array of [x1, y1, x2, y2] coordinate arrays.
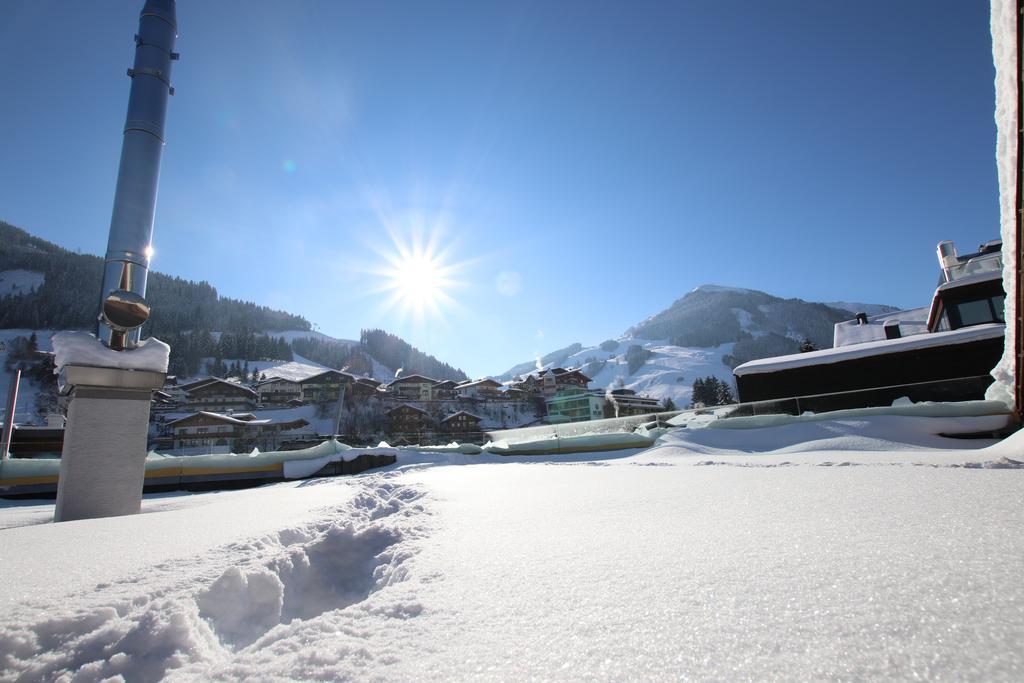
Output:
[[256, 361, 334, 383], [457, 378, 502, 390], [166, 410, 309, 429], [256, 376, 300, 387], [298, 369, 356, 384], [385, 403, 432, 416], [734, 323, 1005, 376], [441, 411, 483, 423], [184, 377, 257, 398], [177, 377, 221, 392], [833, 306, 930, 348], [390, 374, 439, 385]]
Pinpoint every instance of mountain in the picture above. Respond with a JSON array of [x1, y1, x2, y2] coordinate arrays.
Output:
[[0, 221, 466, 382], [497, 284, 897, 406]]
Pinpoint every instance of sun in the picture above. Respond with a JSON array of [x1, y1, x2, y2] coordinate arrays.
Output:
[[372, 229, 462, 321], [390, 250, 447, 309]]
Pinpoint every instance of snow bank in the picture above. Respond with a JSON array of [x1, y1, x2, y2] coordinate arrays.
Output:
[[51, 331, 169, 373], [645, 414, 1011, 464], [988, 0, 1018, 407]]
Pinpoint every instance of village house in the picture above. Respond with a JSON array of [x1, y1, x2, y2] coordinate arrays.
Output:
[[348, 377, 382, 402], [432, 379, 459, 399], [514, 368, 592, 397], [166, 411, 309, 451], [181, 377, 257, 412], [440, 410, 484, 438], [386, 374, 437, 402], [604, 389, 662, 417], [298, 369, 350, 403], [256, 377, 302, 405], [456, 378, 503, 399], [545, 388, 605, 423], [384, 403, 434, 444]]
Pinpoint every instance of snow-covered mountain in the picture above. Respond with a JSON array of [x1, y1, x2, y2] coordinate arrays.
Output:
[[496, 284, 897, 406]]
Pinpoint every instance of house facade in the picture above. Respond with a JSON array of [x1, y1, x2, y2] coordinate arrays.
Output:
[[183, 378, 257, 411], [166, 411, 309, 451], [256, 377, 302, 405], [440, 410, 483, 437], [387, 375, 437, 402], [384, 404, 433, 444], [545, 388, 605, 423]]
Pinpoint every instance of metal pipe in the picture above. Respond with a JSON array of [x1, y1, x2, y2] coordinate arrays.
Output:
[[98, 0, 178, 350], [2, 370, 21, 460]]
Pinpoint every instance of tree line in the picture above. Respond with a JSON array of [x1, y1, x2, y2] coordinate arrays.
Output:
[[0, 221, 310, 334], [691, 376, 735, 407]]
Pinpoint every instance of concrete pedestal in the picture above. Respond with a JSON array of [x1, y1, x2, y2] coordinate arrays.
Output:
[[54, 365, 165, 522]]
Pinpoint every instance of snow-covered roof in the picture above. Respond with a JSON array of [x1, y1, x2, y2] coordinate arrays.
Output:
[[440, 411, 483, 423], [935, 268, 1002, 293], [257, 361, 333, 383], [833, 306, 930, 347], [734, 323, 1004, 376], [166, 410, 309, 429], [457, 378, 502, 390], [184, 377, 257, 397], [389, 374, 438, 385]]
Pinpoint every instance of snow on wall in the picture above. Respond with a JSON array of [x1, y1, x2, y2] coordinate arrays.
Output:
[[987, 0, 1018, 407]]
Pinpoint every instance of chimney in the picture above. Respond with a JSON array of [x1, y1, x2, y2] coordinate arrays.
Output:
[[97, 0, 179, 350]]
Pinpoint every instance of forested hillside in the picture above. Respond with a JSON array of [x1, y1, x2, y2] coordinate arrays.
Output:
[[0, 221, 310, 334]]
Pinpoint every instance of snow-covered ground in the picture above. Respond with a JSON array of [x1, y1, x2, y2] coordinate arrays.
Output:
[[0, 269, 44, 297], [0, 328, 57, 425], [1, 414, 1021, 680]]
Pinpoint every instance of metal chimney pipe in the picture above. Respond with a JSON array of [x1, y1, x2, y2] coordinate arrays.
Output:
[[98, 0, 178, 350]]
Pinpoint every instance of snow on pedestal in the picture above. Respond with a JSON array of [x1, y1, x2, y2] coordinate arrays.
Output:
[[51, 331, 169, 374], [986, 0, 1018, 407]]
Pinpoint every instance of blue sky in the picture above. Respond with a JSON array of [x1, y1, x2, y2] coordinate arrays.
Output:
[[0, 1, 998, 378]]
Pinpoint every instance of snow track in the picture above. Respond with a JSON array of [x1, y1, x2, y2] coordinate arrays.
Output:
[[0, 476, 431, 681]]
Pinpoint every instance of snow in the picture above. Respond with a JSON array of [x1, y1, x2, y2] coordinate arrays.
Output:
[[0, 269, 44, 297], [52, 331, 170, 374], [1, 413, 1022, 680], [690, 283, 756, 295], [823, 300, 896, 317], [255, 360, 331, 382], [832, 306, 930, 347], [0, 329, 57, 425], [734, 322, 1004, 375], [987, 0, 1017, 408]]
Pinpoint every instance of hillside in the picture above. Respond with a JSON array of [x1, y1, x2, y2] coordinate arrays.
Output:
[[498, 284, 897, 406], [0, 221, 310, 335]]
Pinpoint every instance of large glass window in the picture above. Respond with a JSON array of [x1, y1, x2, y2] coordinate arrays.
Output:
[[950, 295, 1004, 328]]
